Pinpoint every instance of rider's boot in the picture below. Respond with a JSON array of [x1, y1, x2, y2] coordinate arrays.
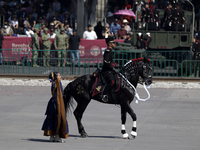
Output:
[[101, 84, 112, 103]]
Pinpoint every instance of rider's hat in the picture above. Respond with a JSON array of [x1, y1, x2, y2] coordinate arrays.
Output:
[[105, 37, 115, 45]]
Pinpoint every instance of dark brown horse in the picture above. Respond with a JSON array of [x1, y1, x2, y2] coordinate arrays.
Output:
[[63, 57, 152, 139]]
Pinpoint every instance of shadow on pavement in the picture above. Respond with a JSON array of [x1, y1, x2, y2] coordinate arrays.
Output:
[[69, 134, 121, 139], [24, 139, 50, 143]]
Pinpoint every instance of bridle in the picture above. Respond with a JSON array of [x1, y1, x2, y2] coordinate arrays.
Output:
[[122, 58, 152, 85], [119, 58, 152, 103]]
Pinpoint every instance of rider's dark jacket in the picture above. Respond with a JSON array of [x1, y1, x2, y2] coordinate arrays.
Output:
[[102, 47, 116, 72]]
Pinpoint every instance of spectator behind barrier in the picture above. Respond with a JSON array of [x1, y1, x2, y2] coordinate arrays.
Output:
[[1, 22, 14, 36], [48, 28, 56, 38], [83, 24, 98, 40], [25, 26, 34, 37], [124, 33, 133, 46], [116, 25, 127, 39], [102, 25, 112, 39], [123, 19, 131, 33], [64, 22, 73, 38], [12, 17, 19, 35], [35, 17, 43, 29], [110, 19, 121, 39], [94, 21, 104, 39]]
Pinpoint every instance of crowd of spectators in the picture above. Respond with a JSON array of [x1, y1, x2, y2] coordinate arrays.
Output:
[[101, 0, 200, 41], [0, 0, 74, 37], [0, 0, 199, 40]]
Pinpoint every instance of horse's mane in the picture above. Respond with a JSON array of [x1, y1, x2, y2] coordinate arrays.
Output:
[[123, 58, 144, 77]]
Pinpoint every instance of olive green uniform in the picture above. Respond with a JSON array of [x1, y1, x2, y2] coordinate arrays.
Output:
[[54, 33, 69, 66], [42, 32, 51, 66], [31, 33, 40, 67]]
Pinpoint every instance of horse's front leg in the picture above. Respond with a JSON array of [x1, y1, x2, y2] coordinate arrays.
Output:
[[122, 102, 137, 139], [126, 103, 137, 138], [121, 106, 129, 139]]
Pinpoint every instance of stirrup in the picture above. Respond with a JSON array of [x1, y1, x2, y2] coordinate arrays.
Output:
[[102, 95, 108, 102]]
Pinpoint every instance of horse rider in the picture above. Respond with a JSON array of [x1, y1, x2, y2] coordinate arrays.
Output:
[[101, 37, 120, 102]]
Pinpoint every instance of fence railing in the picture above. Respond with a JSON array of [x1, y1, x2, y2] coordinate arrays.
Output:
[[0, 49, 199, 78]]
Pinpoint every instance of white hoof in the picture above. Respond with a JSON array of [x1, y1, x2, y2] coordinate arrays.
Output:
[[123, 133, 129, 139], [130, 131, 137, 138]]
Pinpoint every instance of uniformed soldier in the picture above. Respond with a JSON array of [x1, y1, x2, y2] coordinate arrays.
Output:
[[101, 37, 120, 103], [164, 2, 173, 31], [42, 28, 51, 67], [173, 2, 185, 31], [141, 2, 155, 30], [137, 32, 152, 51], [153, 8, 160, 31], [54, 27, 69, 67], [32, 28, 40, 67], [192, 36, 200, 77]]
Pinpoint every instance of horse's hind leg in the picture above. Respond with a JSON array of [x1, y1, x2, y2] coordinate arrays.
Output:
[[121, 106, 129, 139], [74, 99, 90, 138]]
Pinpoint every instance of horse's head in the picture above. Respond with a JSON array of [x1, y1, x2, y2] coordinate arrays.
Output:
[[138, 57, 152, 86], [122, 57, 152, 86]]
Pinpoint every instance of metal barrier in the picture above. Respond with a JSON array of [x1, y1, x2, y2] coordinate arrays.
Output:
[[181, 60, 200, 77], [140, 50, 192, 77], [0, 49, 199, 78]]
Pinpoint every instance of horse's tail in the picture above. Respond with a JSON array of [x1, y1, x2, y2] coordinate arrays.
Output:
[[63, 82, 74, 112]]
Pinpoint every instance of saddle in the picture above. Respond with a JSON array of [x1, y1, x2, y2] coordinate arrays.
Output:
[[91, 68, 121, 97]]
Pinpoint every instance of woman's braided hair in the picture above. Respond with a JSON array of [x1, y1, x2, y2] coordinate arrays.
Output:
[[49, 72, 59, 82]]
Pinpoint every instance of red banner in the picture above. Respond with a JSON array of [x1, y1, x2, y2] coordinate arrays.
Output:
[[2, 37, 123, 63], [2, 37, 32, 62]]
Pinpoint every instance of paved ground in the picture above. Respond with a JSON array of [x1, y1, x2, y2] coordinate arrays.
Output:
[[0, 85, 200, 150]]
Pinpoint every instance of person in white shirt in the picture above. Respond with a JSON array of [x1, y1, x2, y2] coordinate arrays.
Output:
[[123, 19, 131, 33], [64, 22, 73, 38], [26, 26, 34, 37], [83, 24, 97, 40], [12, 17, 19, 28], [48, 28, 56, 38]]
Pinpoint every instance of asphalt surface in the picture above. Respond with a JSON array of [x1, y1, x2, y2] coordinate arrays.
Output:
[[0, 86, 199, 150]]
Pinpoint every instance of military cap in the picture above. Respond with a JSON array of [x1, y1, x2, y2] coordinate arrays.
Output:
[[35, 28, 39, 31], [60, 27, 65, 31], [43, 28, 48, 31]]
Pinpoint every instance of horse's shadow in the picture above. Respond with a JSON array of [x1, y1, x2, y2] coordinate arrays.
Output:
[[70, 134, 121, 139]]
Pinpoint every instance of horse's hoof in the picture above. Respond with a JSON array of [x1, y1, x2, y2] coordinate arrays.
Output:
[[130, 131, 137, 139], [81, 132, 88, 138], [123, 133, 129, 139]]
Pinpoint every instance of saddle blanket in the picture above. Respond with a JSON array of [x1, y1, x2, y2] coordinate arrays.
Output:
[[91, 74, 121, 97]]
